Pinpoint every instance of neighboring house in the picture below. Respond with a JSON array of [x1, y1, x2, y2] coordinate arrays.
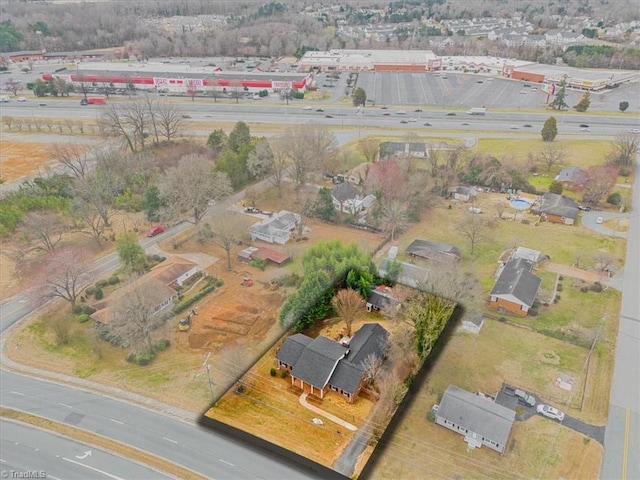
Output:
[[532, 193, 579, 225], [380, 141, 427, 158], [331, 182, 375, 214], [554, 167, 588, 190], [237, 246, 290, 266], [379, 258, 429, 289], [346, 161, 373, 185], [366, 285, 401, 314], [488, 258, 541, 317], [435, 385, 515, 454], [91, 256, 201, 324], [450, 186, 478, 202], [406, 239, 462, 265], [250, 210, 300, 244], [511, 246, 543, 264], [276, 323, 389, 403]]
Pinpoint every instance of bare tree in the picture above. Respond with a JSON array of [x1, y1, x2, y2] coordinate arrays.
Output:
[[457, 212, 487, 256], [154, 100, 185, 142], [609, 134, 639, 168], [3, 79, 23, 96], [102, 283, 168, 354], [217, 343, 252, 392], [594, 252, 617, 272], [247, 138, 274, 179], [70, 197, 107, 248], [537, 143, 565, 172], [358, 137, 381, 163], [380, 200, 409, 241], [185, 79, 199, 101], [417, 263, 479, 306], [285, 124, 336, 189], [268, 136, 289, 197], [362, 353, 384, 389], [331, 288, 365, 337], [582, 166, 618, 205], [33, 247, 92, 309], [210, 212, 245, 270], [159, 154, 232, 225], [19, 211, 68, 254], [74, 161, 123, 228]]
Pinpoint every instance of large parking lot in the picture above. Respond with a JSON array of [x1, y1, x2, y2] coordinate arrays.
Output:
[[354, 71, 639, 112]]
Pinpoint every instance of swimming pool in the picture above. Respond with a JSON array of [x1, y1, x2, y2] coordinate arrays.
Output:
[[510, 198, 532, 210]]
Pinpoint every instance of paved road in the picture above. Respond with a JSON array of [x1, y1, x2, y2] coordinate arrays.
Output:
[[0, 419, 174, 480], [601, 152, 640, 480], [0, 370, 326, 480]]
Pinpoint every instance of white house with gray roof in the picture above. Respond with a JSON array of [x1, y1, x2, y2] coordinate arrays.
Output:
[[435, 385, 515, 454], [249, 210, 300, 244]]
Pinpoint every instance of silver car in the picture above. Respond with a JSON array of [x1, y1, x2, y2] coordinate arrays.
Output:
[[536, 404, 565, 421]]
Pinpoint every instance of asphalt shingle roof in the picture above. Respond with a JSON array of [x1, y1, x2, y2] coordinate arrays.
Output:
[[332, 182, 362, 203], [490, 258, 541, 308], [536, 192, 579, 219], [406, 239, 462, 263]]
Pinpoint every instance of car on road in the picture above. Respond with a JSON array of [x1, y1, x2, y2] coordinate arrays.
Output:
[[523, 124, 533, 128], [380, 105, 388, 109], [147, 224, 165, 237], [461, 122, 469, 126], [397, 110, 407, 115], [38, 102, 47, 106], [629, 128, 640, 134], [400, 120, 409, 124], [446, 112, 456, 116], [382, 112, 391, 116], [596, 216, 604, 224], [316, 108, 324, 112], [17, 96, 27, 102], [510, 125, 519, 129], [181, 114, 191, 119], [408, 118, 417, 122], [423, 122, 432, 126], [325, 115, 333, 118], [579, 124, 589, 128], [414, 109, 422, 112], [581, 127, 590, 132], [302, 106, 312, 110], [537, 404, 565, 421], [520, 90, 528, 94], [477, 80, 483, 83]]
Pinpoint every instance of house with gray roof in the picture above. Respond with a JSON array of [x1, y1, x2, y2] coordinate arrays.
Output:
[[379, 258, 429, 289], [250, 210, 300, 244], [366, 285, 401, 314], [532, 193, 579, 225], [435, 385, 515, 454], [276, 323, 389, 403], [554, 166, 588, 190], [406, 239, 462, 265], [450, 185, 478, 202], [488, 258, 541, 317], [331, 182, 375, 214]]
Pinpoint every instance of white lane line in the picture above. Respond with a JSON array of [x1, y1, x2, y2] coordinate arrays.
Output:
[[62, 457, 126, 480], [10, 391, 24, 396], [59, 403, 73, 408], [218, 459, 235, 467], [47, 475, 62, 480], [109, 418, 124, 425], [162, 436, 178, 444]]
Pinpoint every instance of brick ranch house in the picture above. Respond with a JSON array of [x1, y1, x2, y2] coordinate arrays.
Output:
[[532, 192, 579, 225], [276, 323, 389, 403], [488, 258, 541, 317]]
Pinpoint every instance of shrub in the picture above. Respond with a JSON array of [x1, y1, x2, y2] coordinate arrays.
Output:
[[172, 284, 215, 314], [529, 308, 538, 317], [553, 295, 560, 303], [591, 282, 603, 292], [215, 278, 224, 287], [95, 279, 109, 289], [521, 218, 530, 225], [426, 410, 436, 422], [581, 286, 589, 292], [607, 193, 622, 206], [77, 313, 90, 323], [85, 287, 96, 296], [498, 317, 507, 323], [559, 275, 564, 281], [249, 258, 266, 271], [280, 370, 288, 378], [94, 288, 104, 300], [81, 305, 96, 315], [72, 304, 83, 314], [557, 284, 563, 291], [127, 351, 155, 366], [155, 339, 170, 351], [270, 368, 277, 377], [108, 275, 120, 285]]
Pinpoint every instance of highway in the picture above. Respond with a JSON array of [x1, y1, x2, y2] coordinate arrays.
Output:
[[1, 419, 173, 480]]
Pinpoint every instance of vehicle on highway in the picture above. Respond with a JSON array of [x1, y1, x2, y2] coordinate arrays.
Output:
[[579, 124, 589, 128], [596, 216, 604, 224], [181, 114, 191, 119], [462, 122, 469, 126], [510, 125, 519, 129], [408, 118, 417, 122], [400, 120, 408, 124], [520, 90, 528, 94], [629, 128, 640, 134], [397, 110, 406, 115], [382, 112, 391, 116], [536, 404, 565, 421], [423, 122, 432, 126], [316, 108, 324, 112], [80, 97, 107, 105], [0, 95, 9, 102], [380, 105, 388, 109], [466, 107, 486, 115], [477, 80, 483, 83], [414, 109, 422, 112], [147, 224, 165, 237], [325, 115, 333, 118], [446, 112, 456, 116], [302, 106, 312, 110], [17, 96, 27, 102], [523, 124, 533, 128], [581, 127, 590, 132]]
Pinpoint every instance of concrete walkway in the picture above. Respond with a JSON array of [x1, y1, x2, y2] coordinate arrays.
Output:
[[298, 393, 358, 431]]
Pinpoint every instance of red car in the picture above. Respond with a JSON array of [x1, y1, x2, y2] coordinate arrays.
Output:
[[147, 224, 165, 237]]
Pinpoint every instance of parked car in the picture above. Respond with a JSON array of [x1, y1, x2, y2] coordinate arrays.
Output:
[[244, 206, 260, 214], [578, 205, 591, 212], [515, 389, 536, 407], [537, 404, 565, 421], [147, 224, 165, 237], [596, 216, 604, 224]]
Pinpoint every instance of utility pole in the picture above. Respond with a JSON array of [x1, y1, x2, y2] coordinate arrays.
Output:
[[203, 352, 215, 404]]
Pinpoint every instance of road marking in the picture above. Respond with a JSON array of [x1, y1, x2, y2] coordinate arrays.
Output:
[[9, 391, 24, 396], [162, 436, 178, 444], [59, 403, 73, 408], [75, 450, 92, 460], [47, 475, 62, 480], [218, 459, 235, 467], [109, 418, 124, 425], [622, 408, 630, 479], [63, 457, 126, 480], [0, 458, 6, 463]]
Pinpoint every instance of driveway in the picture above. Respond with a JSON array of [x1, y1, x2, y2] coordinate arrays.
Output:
[[581, 211, 628, 238]]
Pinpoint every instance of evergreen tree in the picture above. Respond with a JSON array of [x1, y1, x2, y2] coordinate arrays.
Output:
[[549, 180, 563, 195], [352, 87, 367, 107], [574, 92, 590, 112], [541, 116, 558, 142], [549, 80, 568, 110], [619, 101, 629, 113]]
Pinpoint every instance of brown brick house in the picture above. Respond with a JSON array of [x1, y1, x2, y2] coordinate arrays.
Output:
[[488, 258, 541, 317]]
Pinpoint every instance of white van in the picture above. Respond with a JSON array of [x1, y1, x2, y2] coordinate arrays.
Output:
[[0, 95, 10, 102]]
